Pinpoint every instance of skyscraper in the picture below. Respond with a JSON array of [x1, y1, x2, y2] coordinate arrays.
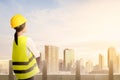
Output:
[[59, 59, 64, 71], [108, 47, 117, 73], [45, 45, 59, 73], [99, 54, 104, 71], [64, 49, 75, 71], [39, 52, 45, 72], [116, 54, 120, 73], [40, 52, 45, 61], [86, 60, 93, 73]]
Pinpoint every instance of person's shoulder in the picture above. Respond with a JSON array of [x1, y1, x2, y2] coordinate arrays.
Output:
[[23, 35, 31, 40], [21, 35, 29, 38], [26, 37, 34, 43]]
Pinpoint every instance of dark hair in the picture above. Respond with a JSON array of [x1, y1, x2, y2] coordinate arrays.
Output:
[[14, 23, 26, 45]]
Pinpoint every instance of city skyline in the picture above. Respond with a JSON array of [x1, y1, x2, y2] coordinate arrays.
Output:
[[2, 45, 120, 75], [1, 46, 120, 75]]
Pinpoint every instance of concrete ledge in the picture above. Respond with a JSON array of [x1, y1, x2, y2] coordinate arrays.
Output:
[[1, 74, 120, 80]]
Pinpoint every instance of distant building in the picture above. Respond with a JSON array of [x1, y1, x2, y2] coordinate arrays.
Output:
[[80, 58, 85, 67], [63, 49, 75, 71], [90, 64, 108, 74], [0, 60, 9, 75], [108, 47, 117, 73], [86, 60, 93, 73], [99, 54, 104, 71], [40, 52, 45, 61], [79, 58, 86, 74], [71, 60, 86, 74], [93, 64, 100, 72], [116, 54, 120, 73], [39, 52, 45, 72], [45, 45, 59, 73], [59, 59, 64, 71]]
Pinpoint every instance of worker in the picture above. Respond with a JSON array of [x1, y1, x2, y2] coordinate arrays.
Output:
[[10, 14, 40, 80]]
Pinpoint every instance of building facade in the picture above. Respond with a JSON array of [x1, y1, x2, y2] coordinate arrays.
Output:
[[64, 49, 75, 71], [108, 47, 117, 73], [45, 45, 59, 73]]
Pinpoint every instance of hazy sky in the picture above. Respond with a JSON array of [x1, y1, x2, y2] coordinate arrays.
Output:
[[1, 0, 120, 65]]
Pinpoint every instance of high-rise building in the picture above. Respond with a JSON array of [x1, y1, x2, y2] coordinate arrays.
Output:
[[45, 45, 59, 73], [64, 49, 75, 71], [39, 52, 45, 72], [85, 60, 93, 73], [80, 58, 85, 67], [99, 54, 104, 71], [40, 52, 45, 61], [59, 59, 64, 71], [79, 58, 86, 74], [116, 54, 120, 73], [108, 47, 117, 73]]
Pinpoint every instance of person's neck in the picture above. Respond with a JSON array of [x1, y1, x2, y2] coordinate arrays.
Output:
[[18, 31, 24, 36]]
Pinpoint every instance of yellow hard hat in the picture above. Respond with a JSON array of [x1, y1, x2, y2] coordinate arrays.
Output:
[[10, 14, 27, 28]]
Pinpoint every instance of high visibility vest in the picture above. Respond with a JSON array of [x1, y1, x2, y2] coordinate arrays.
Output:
[[12, 36, 39, 79]]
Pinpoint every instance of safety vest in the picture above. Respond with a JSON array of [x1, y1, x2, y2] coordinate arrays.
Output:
[[12, 36, 39, 79]]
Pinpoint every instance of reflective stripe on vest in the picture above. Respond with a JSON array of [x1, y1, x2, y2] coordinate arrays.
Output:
[[12, 36, 39, 79]]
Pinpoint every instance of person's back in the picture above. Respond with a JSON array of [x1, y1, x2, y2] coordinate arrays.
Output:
[[10, 14, 40, 80]]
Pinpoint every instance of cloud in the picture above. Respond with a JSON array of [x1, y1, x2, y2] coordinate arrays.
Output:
[[54, 0, 89, 5], [27, 0, 120, 45]]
